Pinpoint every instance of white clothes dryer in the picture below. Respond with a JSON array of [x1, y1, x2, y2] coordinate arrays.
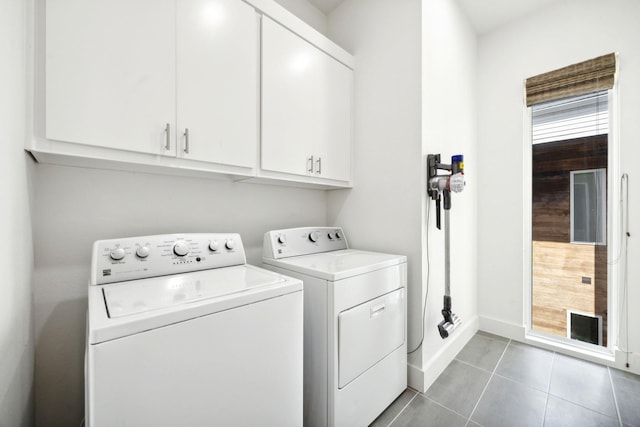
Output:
[[86, 233, 303, 427], [262, 227, 407, 427]]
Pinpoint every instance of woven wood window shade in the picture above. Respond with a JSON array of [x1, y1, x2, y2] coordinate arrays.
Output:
[[526, 53, 616, 106]]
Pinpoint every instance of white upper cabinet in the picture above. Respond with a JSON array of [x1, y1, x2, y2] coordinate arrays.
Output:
[[46, 0, 177, 156], [40, 0, 353, 187], [261, 16, 353, 183], [45, 0, 257, 169], [176, 0, 258, 167]]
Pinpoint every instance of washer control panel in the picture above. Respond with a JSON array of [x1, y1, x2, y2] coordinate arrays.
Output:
[[263, 227, 348, 259], [91, 233, 246, 285]]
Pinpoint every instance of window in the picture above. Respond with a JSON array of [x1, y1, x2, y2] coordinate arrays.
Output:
[[570, 169, 606, 244], [526, 53, 616, 350], [567, 310, 603, 346]]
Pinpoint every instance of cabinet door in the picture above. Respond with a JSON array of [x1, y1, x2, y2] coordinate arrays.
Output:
[[46, 0, 176, 156], [261, 17, 352, 181], [176, 0, 258, 168], [313, 56, 352, 182], [261, 17, 314, 177]]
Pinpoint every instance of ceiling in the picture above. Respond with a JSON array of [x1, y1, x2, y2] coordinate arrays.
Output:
[[306, 0, 562, 34], [306, 0, 343, 14], [454, 0, 562, 34]]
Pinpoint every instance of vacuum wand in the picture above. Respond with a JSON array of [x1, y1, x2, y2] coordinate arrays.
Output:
[[439, 208, 461, 339], [427, 154, 464, 339]]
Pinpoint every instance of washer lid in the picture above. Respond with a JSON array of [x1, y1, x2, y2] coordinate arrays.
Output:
[[103, 265, 285, 318], [263, 249, 407, 281], [88, 265, 302, 344]]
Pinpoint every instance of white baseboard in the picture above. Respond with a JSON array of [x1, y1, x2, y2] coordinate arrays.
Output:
[[613, 351, 640, 376], [407, 361, 424, 391], [407, 315, 479, 392], [478, 315, 525, 341]]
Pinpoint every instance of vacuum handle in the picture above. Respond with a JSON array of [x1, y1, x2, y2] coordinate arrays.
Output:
[[436, 196, 441, 230], [443, 189, 451, 210]]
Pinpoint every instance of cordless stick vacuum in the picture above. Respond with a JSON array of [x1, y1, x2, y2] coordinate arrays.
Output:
[[427, 154, 465, 339]]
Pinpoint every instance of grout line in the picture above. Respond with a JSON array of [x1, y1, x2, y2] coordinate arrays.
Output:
[[489, 371, 547, 393], [424, 395, 472, 423], [608, 367, 624, 427], [386, 391, 419, 427], [547, 357, 622, 421], [547, 352, 556, 394], [548, 394, 622, 422], [465, 339, 512, 426], [453, 357, 497, 375], [540, 351, 556, 427]]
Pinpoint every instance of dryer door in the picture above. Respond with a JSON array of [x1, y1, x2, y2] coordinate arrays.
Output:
[[338, 288, 405, 388]]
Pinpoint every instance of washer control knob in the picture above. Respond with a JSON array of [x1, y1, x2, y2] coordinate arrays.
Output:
[[327, 233, 334, 240], [136, 246, 150, 258], [173, 241, 190, 257], [335, 230, 342, 239], [277, 235, 287, 244], [225, 239, 235, 250], [110, 247, 125, 261], [209, 240, 219, 252], [309, 231, 320, 243]]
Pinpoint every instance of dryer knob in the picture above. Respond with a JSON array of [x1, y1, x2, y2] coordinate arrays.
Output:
[[335, 230, 342, 239], [309, 231, 320, 243], [173, 241, 190, 257], [209, 240, 219, 252], [136, 246, 150, 258], [225, 239, 235, 250], [110, 247, 125, 261], [327, 233, 334, 240], [277, 235, 287, 244]]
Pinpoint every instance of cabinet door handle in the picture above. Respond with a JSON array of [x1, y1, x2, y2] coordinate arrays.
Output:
[[307, 155, 314, 173], [316, 157, 322, 175], [183, 128, 189, 154], [164, 123, 171, 150], [370, 303, 386, 317]]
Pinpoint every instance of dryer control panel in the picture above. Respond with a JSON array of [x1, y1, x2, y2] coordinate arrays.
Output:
[[263, 227, 348, 259], [91, 233, 246, 285]]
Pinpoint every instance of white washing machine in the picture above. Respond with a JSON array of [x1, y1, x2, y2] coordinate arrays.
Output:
[[262, 227, 407, 427], [86, 233, 303, 427]]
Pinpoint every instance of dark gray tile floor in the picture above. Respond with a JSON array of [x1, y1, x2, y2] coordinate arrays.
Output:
[[371, 331, 640, 427]]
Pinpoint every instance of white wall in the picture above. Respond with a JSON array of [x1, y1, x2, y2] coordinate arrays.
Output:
[[326, 0, 423, 384], [420, 0, 478, 388], [477, 0, 640, 372], [32, 165, 327, 425], [326, 0, 478, 391], [0, 0, 35, 425]]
